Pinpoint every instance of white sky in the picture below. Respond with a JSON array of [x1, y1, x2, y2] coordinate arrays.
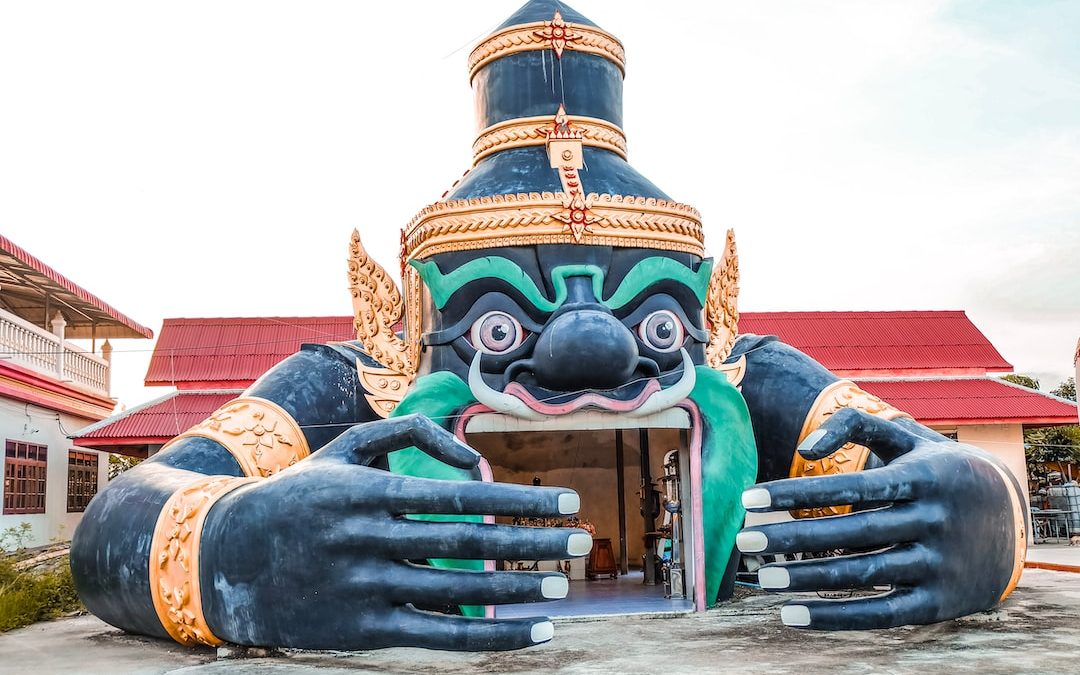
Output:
[[1, 0, 1078, 411]]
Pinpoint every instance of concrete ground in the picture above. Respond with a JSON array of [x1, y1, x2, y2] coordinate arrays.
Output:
[[2, 569, 1079, 675], [1027, 542, 1080, 568]]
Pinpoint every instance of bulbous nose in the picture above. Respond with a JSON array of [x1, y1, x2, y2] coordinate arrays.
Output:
[[532, 310, 638, 390]]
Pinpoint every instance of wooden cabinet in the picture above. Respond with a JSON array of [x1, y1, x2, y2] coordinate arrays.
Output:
[[586, 537, 618, 579]]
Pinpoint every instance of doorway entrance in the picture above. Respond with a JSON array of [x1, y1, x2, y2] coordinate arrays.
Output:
[[462, 412, 698, 618]]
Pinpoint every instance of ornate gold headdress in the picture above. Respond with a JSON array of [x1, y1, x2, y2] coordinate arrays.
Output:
[[346, 6, 740, 414]]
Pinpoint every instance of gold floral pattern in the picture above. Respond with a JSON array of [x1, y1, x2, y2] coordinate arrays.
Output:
[[150, 475, 257, 646], [789, 380, 910, 519], [169, 397, 312, 478], [533, 10, 581, 59]]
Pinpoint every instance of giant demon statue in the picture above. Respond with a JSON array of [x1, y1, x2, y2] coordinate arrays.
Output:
[[72, 0, 1026, 652]]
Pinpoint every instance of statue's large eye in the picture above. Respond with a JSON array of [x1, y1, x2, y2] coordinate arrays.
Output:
[[470, 311, 525, 355], [637, 310, 684, 353]]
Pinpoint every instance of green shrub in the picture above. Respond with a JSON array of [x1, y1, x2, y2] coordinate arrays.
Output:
[[0, 555, 82, 633]]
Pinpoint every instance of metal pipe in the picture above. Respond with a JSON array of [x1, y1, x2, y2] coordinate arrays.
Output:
[[615, 429, 628, 575]]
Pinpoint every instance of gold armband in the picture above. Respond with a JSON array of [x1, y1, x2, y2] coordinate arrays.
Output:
[[150, 475, 258, 646], [166, 396, 312, 478], [790, 380, 910, 519]]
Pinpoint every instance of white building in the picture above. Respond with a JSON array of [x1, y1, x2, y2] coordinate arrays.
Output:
[[0, 235, 151, 549]]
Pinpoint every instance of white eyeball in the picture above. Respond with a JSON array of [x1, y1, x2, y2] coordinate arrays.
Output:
[[470, 311, 525, 355], [637, 310, 684, 353]]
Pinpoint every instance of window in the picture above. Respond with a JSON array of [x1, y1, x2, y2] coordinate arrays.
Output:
[[3, 441, 47, 515], [67, 451, 99, 513]]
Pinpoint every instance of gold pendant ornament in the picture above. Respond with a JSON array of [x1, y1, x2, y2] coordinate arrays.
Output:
[[705, 229, 740, 367]]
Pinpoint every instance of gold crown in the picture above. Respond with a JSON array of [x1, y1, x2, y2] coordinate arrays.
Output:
[[401, 191, 705, 262]]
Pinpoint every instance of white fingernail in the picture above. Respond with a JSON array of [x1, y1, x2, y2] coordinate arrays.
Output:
[[757, 567, 790, 590], [736, 531, 768, 554], [530, 620, 554, 643], [742, 488, 771, 510], [566, 532, 593, 556], [797, 429, 828, 453], [541, 575, 569, 599], [557, 492, 580, 515], [781, 605, 811, 627]]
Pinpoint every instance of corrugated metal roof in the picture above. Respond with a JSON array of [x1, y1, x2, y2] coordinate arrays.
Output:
[[740, 311, 1012, 374], [856, 378, 1078, 426], [144, 317, 355, 386], [0, 234, 153, 339], [73, 390, 240, 441]]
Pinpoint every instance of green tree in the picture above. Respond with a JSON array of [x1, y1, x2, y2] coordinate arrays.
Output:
[[1013, 377, 1080, 481], [1002, 373, 1040, 390], [108, 454, 142, 480], [1052, 377, 1076, 402]]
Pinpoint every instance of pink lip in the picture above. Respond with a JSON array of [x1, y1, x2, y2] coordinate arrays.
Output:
[[502, 380, 661, 415]]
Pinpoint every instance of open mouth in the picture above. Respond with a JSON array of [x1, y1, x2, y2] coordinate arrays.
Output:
[[451, 396, 708, 615]]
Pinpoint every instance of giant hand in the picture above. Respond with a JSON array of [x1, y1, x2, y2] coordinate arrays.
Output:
[[198, 414, 590, 650], [736, 408, 1024, 630]]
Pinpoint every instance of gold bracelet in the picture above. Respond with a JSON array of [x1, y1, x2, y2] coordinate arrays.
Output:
[[165, 396, 311, 478], [789, 380, 910, 519], [149, 475, 258, 646]]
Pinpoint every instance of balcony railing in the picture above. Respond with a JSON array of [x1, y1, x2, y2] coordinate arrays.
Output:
[[0, 308, 110, 396]]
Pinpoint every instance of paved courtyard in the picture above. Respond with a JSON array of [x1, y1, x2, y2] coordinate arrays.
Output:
[[1, 569, 1078, 675]]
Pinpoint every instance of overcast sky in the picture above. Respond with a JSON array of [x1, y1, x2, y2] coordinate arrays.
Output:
[[1, 0, 1078, 411]]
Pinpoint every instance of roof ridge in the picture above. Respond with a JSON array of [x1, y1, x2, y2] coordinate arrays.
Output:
[[69, 389, 182, 438]]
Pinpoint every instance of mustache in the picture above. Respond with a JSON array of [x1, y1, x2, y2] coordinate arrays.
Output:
[[467, 349, 696, 419]]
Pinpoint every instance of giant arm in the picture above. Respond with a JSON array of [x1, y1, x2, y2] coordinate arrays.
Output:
[[729, 335, 1027, 629], [70, 342, 590, 651]]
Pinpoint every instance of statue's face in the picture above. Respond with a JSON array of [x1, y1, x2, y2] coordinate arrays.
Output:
[[415, 245, 711, 418]]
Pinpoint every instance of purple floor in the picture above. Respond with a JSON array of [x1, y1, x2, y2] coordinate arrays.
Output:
[[496, 570, 694, 618]]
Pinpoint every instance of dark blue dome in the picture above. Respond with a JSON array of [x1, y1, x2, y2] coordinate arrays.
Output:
[[461, 0, 677, 202]]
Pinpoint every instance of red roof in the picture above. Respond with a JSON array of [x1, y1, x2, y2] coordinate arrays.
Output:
[[0, 234, 153, 339], [856, 378, 1078, 427], [73, 390, 240, 451], [739, 311, 1012, 376], [144, 317, 356, 388]]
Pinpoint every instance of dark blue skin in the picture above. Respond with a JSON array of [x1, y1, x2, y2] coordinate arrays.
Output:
[[71, 289, 1023, 649], [730, 338, 1022, 629], [71, 347, 589, 651]]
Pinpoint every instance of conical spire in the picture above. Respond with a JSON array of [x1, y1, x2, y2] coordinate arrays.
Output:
[[399, 2, 705, 263], [493, 0, 600, 32]]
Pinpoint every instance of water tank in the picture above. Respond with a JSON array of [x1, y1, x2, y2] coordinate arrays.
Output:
[[1047, 484, 1080, 531]]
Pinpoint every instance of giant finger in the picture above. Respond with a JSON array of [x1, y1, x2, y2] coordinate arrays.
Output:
[[736, 505, 929, 555], [779, 588, 938, 630], [391, 606, 555, 651], [758, 543, 933, 592], [335, 520, 592, 561], [317, 414, 480, 469], [741, 464, 926, 513], [389, 477, 580, 518], [797, 407, 917, 464], [382, 563, 568, 606]]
